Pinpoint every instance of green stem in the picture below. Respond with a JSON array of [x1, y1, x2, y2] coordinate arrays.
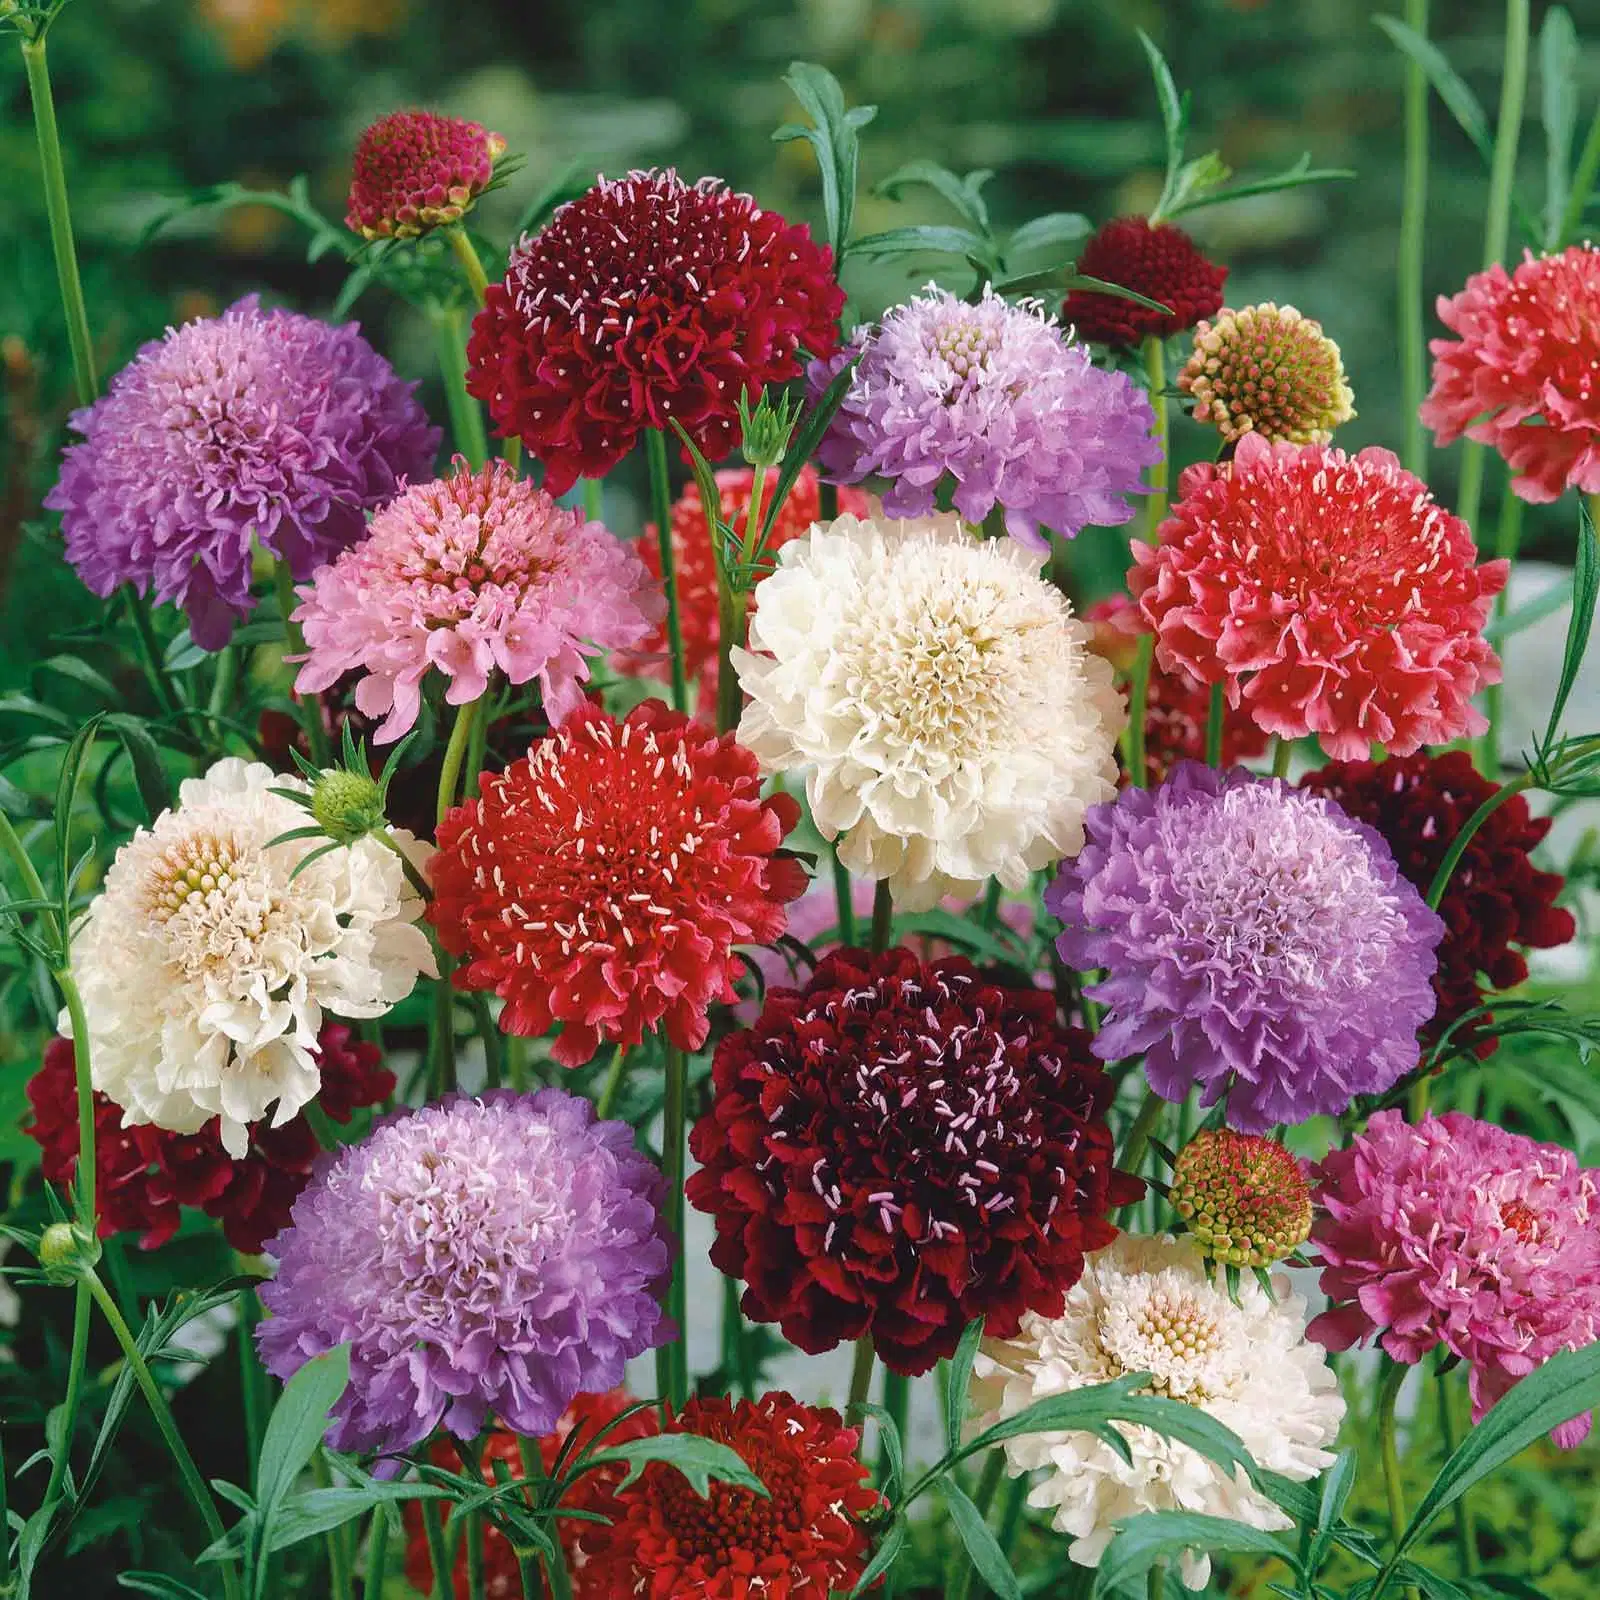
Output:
[[422, 1498, 452, 1600], [1425, 773, 1531, 908], [1204, 681, 1224, 768], [470, 993, 503, 1089], [847, 1336, 876, 1424], [1559, 100, 1600, 246], [595, 1043, 628, 1120], [433, 307, 489, 471], [1119, 1088, 1165, 1180], [1398, 0, 1430, 477], [583, 478, 603, 523], [878, 1370, 909, 1491], [1372, 1358, 1418, 1600], [274, 559, 331, 768], [1271, 736, 1293, 779], [656, 1045, 689, 1410], [1476, 486, 1524, 776], [869, 878, 893, 955], [37, 1282, 91, 1526], [996, 1470, 1029, 1562], [55, 969, 95, 1229], [316, 1451, 356, 1600], [448, 225, 492, 306], [1125, 633, 1156, 790], [1138, 336, 1170, 545], [238, 1291, 267, 1471], [832, 854, 858, 947], [0, 1426, 10, 1596], [457, 1438, 487, 1600], [376, 826, 434, 900], [431, 968, 458, 1098], [365, 1502, 391, 1599], [437, 695, 485, 828], [948, 1452, 1007, 1600], [128, 589, 181, 716], [208, 645, 239, 723], [647, 431, 689, 714], [1438, 1369, 1478, 1577]]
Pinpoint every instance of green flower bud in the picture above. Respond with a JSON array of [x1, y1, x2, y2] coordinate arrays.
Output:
[[310, 767, 387, 846], [738, 389, 802, 470], [38, 1220, 100, 1279], [1170, 1129, 1312, 1268]]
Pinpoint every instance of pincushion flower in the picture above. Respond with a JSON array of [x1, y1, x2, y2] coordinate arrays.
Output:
[[1311, 1111, 1600, 1446], [428, 699, 805, 1065], [971, 1234, 1343, 1589], [466, 169, 842, 494], [46, 296, 439, 650], [65, 759, 433, 1158], [811, 284, 1160, 550], [688, 947, 1138, 1374], [1063, 217, 1228, 347], [1420, 244, 1600, 502], [1129, 432, 1507, 758], [346, 109, 506, 240], [734, 512, 1124, 909], [257, 1088, 671, 1455], [292, 458, 660, 741], [1048, 763, 1443, 1131], [1169, 1130, 1312, 1269]]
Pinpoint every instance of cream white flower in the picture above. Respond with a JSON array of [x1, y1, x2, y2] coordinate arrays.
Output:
[[65, 758, 435, 1157], [970, 1234, 1344, 1591], [733, 513, 1124, 909]]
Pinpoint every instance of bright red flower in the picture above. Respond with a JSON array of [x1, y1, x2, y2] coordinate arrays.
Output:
[[428, 698, 806, 1065], [1063, 216, 1228, 347], [1129, 432, 1507, 760], [688, 948, 1138, 1375], [466, 169, 843, 495], [346, 109, 506, 240]]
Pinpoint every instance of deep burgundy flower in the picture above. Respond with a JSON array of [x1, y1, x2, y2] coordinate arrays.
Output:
[[1064, 217, 1228, 347], [688, 948, 1138, 1375]]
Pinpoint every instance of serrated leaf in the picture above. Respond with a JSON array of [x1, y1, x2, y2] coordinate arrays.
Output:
[[848, 1515, 907, 1599], [1540, 7, 1579, 247], [1096, 1511, 1299, 1594], [585, 1434, 768, 1499], [945, 1317, 985, 1455], [1542, 497, 1597, 749]]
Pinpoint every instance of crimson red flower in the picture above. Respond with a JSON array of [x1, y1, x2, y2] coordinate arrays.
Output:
[[25, 1024, 391, 1254], [1300, 750, 1574, 1051], [1063, 216, 1228, 347], [584, 1393, 879, 1600], [428, 698, 806, 1065], [466, 169, 843, 495], [688, 948, 1138, 1375], [1129, 432, 1507, 759], [346, 109, 506, 241]]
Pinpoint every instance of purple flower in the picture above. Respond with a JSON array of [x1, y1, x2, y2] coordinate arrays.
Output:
[[810, 284, 1159, 551], [46, 296, 439, 650], [1046, 763, 1443, 1131], [256, 1089, 671, 1458]]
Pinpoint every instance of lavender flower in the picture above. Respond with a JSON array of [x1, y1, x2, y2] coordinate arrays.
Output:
[[1047, 763, 1443, 1131], [256, 1089, 671, 1456], [47, 296, 439, 649], [811, 284, 1159, 551]]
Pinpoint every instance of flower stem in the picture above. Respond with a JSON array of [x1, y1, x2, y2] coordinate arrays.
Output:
[[1560, 101, 1600, 246], [1204, 681, 1224, 768], [1425, 772, 1531, 908], [1398, 0, 1430, 478], [878, 1369, 908, 1490], [448, 225, 492, 307], [377, 827, 435, 900], [1373, 1357, 1418, 1600], [721, 1273, 757, 1400], [656, 1044, 690, 1411], [38, 1283, 90, 1529], [1119, 1087, 1165, 1180], [1125, 633, 1155, 790], [595, 1043, 628, 1120], [274, 558, 331, 768], [1271, 736, 1293, 779], [832, 854, 858, 946], [1137, 336, 1170, 545], [1438, 1368, 1478, 1577], [869, 878, 893, 955], [364, 1501, 391, 1599], [1476, 484, 1524, 776], [433, 306, 489, 471], [422, 1498, 452, 1600], [847, 1335, 876, 1425], [437, 695, 484, 828], [647, 430, 689, 715]]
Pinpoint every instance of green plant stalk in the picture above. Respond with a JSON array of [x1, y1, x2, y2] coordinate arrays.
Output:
[[1425, 774, 1531, 908], [847, 1335, 876, 1429], [1373, 1358, 1419, 1600], [1437, 1369, 1478, 1577], [1125, 633, 1156, 790], [721, 1273, 757, 1400], [716, 584, 748, 735], [1204, 681, 1224, 767], [448, 225, 492, 306], [0, 1425, 10, 1596], [434, 307, 489, 471], [456, 1438, 487, 1600], [470, 993, 504, 1089], [832, 854, 857, 947], [648, 431, 690, 714], [596, 1043, 628, 1119], [437, 694, 485, 828], [238, 1290, 268, 1470], [38, 1283, 91, 1530], [1476, 486, 1524, 776], [377, 826, 435, 900], [1119, 1087, 1166, 1182], [1138, 337, 1170, 544], [1398, 0, 1430, 477], [947, 1452, 1007, 1600], [431, 968, 458, 1098], [656, 1044, 689, 1410], [878, 1369, 909, 1491], [583, 478, 603, 522], [365, 1503, 391, 1600], [870, 878, 893, 955], [1559, 101, 1600, 245], [423, 1497, 452, 1600], [273, 559, 332, 767], [1272, 736, 1293, 779], [313, 1448, 356, 1600], [996, 1470, 1029, 1563]]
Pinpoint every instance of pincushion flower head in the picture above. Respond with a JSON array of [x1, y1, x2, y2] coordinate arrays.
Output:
[[688, 947, 1138, 1374], [466, 169, 842, 494], [971, 1234, 1343, 1590], [292, 458, 660, 741], [428, 698, 805, 1065], [65, 758, 433, 1158], [1129, 432, 1507, 758], [346, 109, 506, 240], [46, 296, 439, 650], [1169, 1130, 1312, 1269], [1048, 763, 1443, 1131], [1311, 1110, 1600, 1446], [1063, 216, 1228, 347], [256, 1088, 671, 1455], [811, 284, 1160, 550], [734, 512, 1124, 909], [1420, 244, 1600, 502]]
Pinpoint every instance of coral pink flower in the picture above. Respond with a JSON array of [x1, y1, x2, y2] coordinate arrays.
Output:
[[1129, 433, 1507, 759]]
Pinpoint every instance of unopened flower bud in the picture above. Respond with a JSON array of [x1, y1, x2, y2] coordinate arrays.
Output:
[[310, 766, 388, 846], [1170, 1129, 1312, 1268], [38, 1220, 100, 1279], [737, 390, 802, 471], [346, 110, 506, 242]]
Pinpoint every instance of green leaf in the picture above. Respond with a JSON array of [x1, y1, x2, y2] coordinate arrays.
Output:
[[849, 225, 992, 262], [1485, 572, 1573, 642], [1137, 28, 1187, 192], [848, 1516, 907, 1599], [877, 159, 994, 235], [106, 716, 172, 821], [892, 909, 1024, 970], [1461, 1576, 1558, 1600], [754, 353, 862, 553], [1542, 496, 1597, 749], [161, 630, 210, 674], [849, 1401, 905, 1500], [0, 693, 75, 730], [1540, 7, 1580, 247], [1095, 1510, 1300, 1595], [1396, 1565, 1474, 1600], [1374, 17, 1493, 163], [775, 62, 877, 262], [33, 655, 119, 704], [938, 1477, 1022, 1600], [53, 715, 103, 919], [201, 1482, 452, 1563], [254, 1345, 351, 1523], [1166, 155, 1356, 217], [586, 1434, 768, 1499], [1305, 1449, 1358, 1577], [512, 156, 595, 238], [945, 1316, 985, 1456], [1059, 273, 1172, 315], [1167, 150, 1233, 213], [117, 1575, 212, 1600], [1005, 211, 1092, 261]]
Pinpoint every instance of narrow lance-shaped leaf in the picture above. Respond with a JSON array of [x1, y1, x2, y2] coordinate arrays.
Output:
[[1539, 7, 1580, 247], [1541, 496, 1598, 751], [584, 1434, 768, 1499], [945, 1316, 985, 1456], [939, 1477, 1022, 1600], [1095, 1510, 1301, 1595]]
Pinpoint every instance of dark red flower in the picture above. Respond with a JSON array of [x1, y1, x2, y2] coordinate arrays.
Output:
[[1064, 216, 1227, 347], [1300, 750, 1574, 1051], [346, 109, 506, 241], [688, 948, 1139, 1375], [25, 1024, 392, 1254], [466, 169, 843, 495]]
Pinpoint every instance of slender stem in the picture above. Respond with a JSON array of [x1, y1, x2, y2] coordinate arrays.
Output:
[[431, 969, 458, 1098], [457, 1438, 487, 1600], [365, 1502, 391, 1600], [208, 644, 239, 723], [869, 879, 893, 955], [55, 969, 95, 1229], [1271, 736, 1293, 779], [377, 827, 434, 900], [1118, 1089, 1165, 1197], [647, 431, 689, 714], [37, 1282, 91, 1525], [583, 478, 603, 523], [1398, 0, 1430, 477], [317, 1450, 356, 1600], [238, 1291, 267, 1471], [595, 1043, 628, 1120], [996, 1470, 1029, 1562], [1476, 485, 1524, 776], [0, 1426, 10, 1597], [433, 307, 489, 471], [1204, 681, 1225, 768], [1426, 773, 1531, 908], [722, 1274, 757, 1401], [878, 1369, 909, 1490], [448, 225, 492, 306], [470, 993, 504, 1089], [422, 1498, 452, 1600], [715, 588, 748, 735], [656, 1045, 689, 1410], [1438, 1370, 1478, 1577], [1125, 633, 1156, 790], [847, 1336, 876, 1423], [1407, 1072, 1432, 1123], [1560, 101, 1600, 246], [947, 1451, 1006, 1600], [1373, 1358, 1418, 1600], [274, 559, 331, 767], [1148, 1563, 1167, 1600], [437, 695, 485, 828], [1137, 336, 1170, 545], [832, 854, 858, 947], [128, 589, 181, 716]]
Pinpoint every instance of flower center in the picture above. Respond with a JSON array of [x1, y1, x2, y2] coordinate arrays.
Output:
[[1498, 1198, 1540, 1242], [1099, 1284, 1230, 1401], [654, 1445, 807, 1568], [143, 829, 246, 923], [932, 317, 1001, 382]]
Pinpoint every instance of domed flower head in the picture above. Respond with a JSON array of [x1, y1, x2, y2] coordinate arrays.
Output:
[[688, 947, 1138, 1374], [257, 1088, 672, 1456], [1311, 1110, 1600, 1446], [1420, 244, 1600, 502], [583, 1393, 880, 1599], [734, 513, 1124, 910], [45, 297, 439, 650], [346, 109, 506, 240], [1048, 763, 1443, 1131], [26, 1024, 393, 1254], [811, 284, 1160, 550], [292, 458, 660, 742], [1063, 217, 1228, 348], [1300, 750, 1574, 1050], [1169, 1130, 1312, 1268], [1129, 433, 1507, 758], [972, 1234, 1343, 1590], [427, 699, 805, 1066], [1177, 302, 1355, 445], [466, 169, 842, 494], [66, 758, 434, 1158]]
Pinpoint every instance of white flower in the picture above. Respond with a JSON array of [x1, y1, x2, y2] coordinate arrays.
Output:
[[65, 758, 435, 1157], [970, 1234, 1344, 1591], [733, 513, 1124, 909]]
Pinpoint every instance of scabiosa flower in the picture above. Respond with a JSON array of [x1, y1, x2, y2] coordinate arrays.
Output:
[[810, 284, 1160, 550], [1300, 750, 1574, 1049], [45, 297, 439, 650], [689, 948, 1138, 1374], [1420, 245, 1600, 502], [584, 1393, 879, 1599], [65, 759, 433, 1158], [1310, 1110, 1600, 1446], [292, 458, 660, 742], [1169, 1130, 1312, 1268], [734, 513, 1124, 909], [26, 1025, 392, 1254], [1063, 217, 1228, 347], [1177, 303, 1355, 445], [466, 170, 842, 495], [972, 1234, 1343, 1590], [428, 699, 805, 1066], [1048, 763, 1443, 1131], [346, 109, 506, 240], [1129, 432, 1507, 759], [257, 1088, 671, 1455]]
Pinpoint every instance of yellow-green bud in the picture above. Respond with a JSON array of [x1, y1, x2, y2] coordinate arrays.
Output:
[[38, 1220, 100, 1279], [1170, 1129, 1312, 1268], [309, 767, 387, 846]]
